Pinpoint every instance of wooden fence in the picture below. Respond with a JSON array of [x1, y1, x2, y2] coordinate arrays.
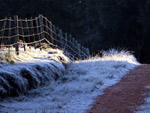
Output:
[[0, 15, 90, 60]]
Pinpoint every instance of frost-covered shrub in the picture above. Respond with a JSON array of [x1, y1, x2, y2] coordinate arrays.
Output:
[[100, 48, 139, 64], [101, 48, 131, 57]]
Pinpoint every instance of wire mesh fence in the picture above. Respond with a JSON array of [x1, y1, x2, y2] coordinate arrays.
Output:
[[0, 15, 90, 60]]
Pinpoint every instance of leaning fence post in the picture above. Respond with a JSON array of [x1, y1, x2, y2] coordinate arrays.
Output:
[[14, 16, 19, 55]]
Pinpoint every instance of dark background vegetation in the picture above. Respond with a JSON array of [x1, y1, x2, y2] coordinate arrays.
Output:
[[0, 0, 150, 63]]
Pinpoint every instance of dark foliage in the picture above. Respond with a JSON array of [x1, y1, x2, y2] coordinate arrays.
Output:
[[0, 0, 150, 63]]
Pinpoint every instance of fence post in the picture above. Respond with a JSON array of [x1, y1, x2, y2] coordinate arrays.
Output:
[[49, 21, 54, 47], [69, 34, 72, 52], [0, 17, 7, 48], [81, 46, 83, 59], [83, 46, 86, 59], [58, 29, 63, 48], [30, 17, 36, 48], [78, 44, 81, 59], [45, 18, 49, 41], [65, 33, 68, 51], [84, 47, 87, 59], [8, 17, 12, 46], [52, 25, 56, 48], [25, 18, 30, 46], [82, 47, 85, 59], [86, 48, 90, 58], [39, 15, 45, 45], [68, 34, 72, 57], [74, 40, 78, 59], [19, 18, 26, 51], [14, 16, 19, 55], [84, 47, 86, 59], [35, 16, 41, 50], [72, 38, 75, 56], [86, 48, 89, 58], [88, 49, 90, 56], [56, 27, 60, 48]]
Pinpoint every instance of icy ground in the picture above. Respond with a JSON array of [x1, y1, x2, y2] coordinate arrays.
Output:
[[135, 86, 150, 113], [0, 49, 139, 113]]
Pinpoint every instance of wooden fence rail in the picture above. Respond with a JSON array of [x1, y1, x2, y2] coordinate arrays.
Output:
[[0, 14, 90, 60]]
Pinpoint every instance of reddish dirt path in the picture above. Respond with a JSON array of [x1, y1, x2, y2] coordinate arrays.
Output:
[[88, 64, 150, 113]]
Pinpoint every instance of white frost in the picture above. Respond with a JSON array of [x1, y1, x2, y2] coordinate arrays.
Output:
[[0, 48, 139, 113]]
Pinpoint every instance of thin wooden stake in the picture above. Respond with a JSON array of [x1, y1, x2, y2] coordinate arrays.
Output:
[[0, 17, 7, 48], [25, 18, 30, 45], [72, 38, 75, 56], [49, 21, 54, 47], [45, 18, 49, 41], [19, 18, 26, 51], [75, 40, 78, 58], [69, 34, 73, 56], [8, 17, 12, 46], [65, 33, 68, 51], [35, 17, 41, 50], [78, 44, 81, 59], [58, 29, 63, 48], [53, 25, 56, 47], [39, 15, 44, 44], [30, 17, 36, 48], [14, 16, 19, 55]]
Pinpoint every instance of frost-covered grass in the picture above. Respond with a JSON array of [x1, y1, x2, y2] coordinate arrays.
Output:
[[0, 49, 139, 113], [0, 47, 70, 98], [0, 46, 70, 63]]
